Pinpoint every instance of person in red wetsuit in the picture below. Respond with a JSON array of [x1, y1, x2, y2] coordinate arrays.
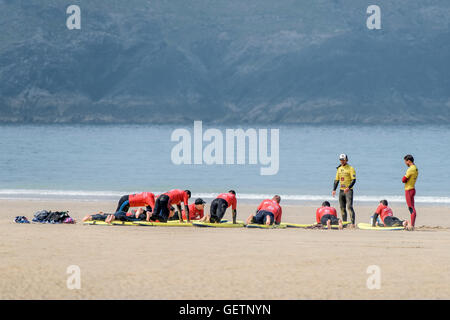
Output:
[[152, 189, 191, 222], [372, 200, 408, 228], [205, 190, 237, 223], [115, 192, 156, 213], [316, 201, 343, 230], [170, 198, 206, 221], [246, 195, 282, 226]]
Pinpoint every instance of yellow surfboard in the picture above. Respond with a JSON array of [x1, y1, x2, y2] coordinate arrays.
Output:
[[192, 221, 245, 228], [282, 223, 315, 228], [357, 223, 404, 231], [246, 224, 287, 229], [220, 220, 246, 224], [136, 221, 194, 227], [281, 221, 351, 229], [83, 220, 137, 226]]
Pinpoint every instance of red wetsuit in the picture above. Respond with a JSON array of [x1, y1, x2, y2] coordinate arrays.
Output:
[[257, 199, 283, 224], [316, 206, 338, 224], [217, 193, 237, 210]]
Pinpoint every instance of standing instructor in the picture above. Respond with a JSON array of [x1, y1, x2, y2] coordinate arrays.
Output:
[[402, 154, 418, 229], [332, 154, 356, 227]]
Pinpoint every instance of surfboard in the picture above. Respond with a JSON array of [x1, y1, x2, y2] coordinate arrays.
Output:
[[282, 223, 315, 228], [246, 224, 287, 229], [220, 220, 246, 224], [83, 220, 137, 226], [136, 221, 194, 227], [192, 221, 245, 228], [322, 221, 352, 229], [281, 221, 351, 229], [357, 223, 405, 231]]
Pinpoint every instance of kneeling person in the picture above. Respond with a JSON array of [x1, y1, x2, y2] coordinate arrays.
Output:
[[316, 201, 343, 230], [152, 189, 191, 222], [115, 192, 155, 214], [373, 200, 408, 228], [246, 195, 282, 226], [205, 190, 237, 223]]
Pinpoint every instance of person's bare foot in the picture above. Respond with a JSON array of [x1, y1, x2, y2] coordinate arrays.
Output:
[[105, 215, 115, 224], [338, 219, 343, 230], [82, 215, 92, 222], [246, 216, 254, 225], [327, 219, 331, 230]]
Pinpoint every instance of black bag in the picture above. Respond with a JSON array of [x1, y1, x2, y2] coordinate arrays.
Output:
[[46, 211, 70, 223], [33, 210, 70, 223], [33, 210, 50, 221]]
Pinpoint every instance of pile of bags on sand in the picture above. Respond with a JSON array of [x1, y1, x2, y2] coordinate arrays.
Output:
[[14, 210, 75, 224]]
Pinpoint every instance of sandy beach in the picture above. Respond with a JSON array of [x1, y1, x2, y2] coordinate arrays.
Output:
[[1, 199, 449, 300]]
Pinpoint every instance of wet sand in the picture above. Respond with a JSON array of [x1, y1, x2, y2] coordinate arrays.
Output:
[[1, 200, 449, 299]]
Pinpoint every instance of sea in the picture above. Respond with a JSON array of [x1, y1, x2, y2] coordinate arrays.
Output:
[[0, 124, 449, 205]]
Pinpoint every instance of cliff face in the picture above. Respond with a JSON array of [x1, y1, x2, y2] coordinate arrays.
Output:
[[1, 0, 449, 124]]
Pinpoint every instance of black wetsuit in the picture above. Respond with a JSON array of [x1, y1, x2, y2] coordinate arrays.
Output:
[[209, 198, 228, 223]]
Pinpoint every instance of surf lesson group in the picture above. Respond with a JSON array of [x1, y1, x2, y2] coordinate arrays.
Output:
[[81, 153, 419, 231]]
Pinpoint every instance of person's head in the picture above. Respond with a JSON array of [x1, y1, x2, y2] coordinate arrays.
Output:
[[272, 195, 281, 203], [339, 153, 348, 165], [404, 154, 414, 166], [228, 190, 236, 195], [194, 198, 206, 210], [322, 201, 331, 207], [185, 190, 192, 198], [380, 199, 388, 206], [169, 206, 175, 218], [145, 205, 152, 213]]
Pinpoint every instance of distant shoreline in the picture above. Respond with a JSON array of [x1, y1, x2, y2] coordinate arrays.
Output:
[[1, 189, 449, 206]]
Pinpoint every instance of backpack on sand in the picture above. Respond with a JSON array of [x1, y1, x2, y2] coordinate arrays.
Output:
[[32, 210, 71, 223]]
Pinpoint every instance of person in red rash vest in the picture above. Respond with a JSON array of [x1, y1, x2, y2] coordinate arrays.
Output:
[[204, 190, 238, 223], [115, 192, 156, 213], [246, 195, 282, 226], [372, 200, 408, 228], [316, 201, 343, 230], [402, 154, 418, 229], [169, 198, 206, 221], [152, 189, 191, 222]]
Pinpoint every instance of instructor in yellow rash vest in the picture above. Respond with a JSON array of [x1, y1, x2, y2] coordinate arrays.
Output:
[[332, 154, 356, 227], [402, 154, 418, 228]]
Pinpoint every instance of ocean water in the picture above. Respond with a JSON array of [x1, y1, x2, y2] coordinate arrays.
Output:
[[0, 124, 449, 205]]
